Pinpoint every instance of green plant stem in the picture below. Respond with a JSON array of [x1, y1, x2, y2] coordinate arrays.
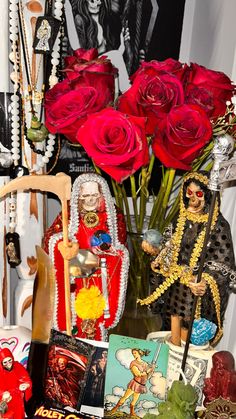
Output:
[[138, 154, 156, 232], [121, 184, 132, 232], [130, 175, 139, 232], [158, 168, 176, 232], [148, 168, 169, 229], [111, 179, 120, 208], [138, 168, 148, 233], [116, 183, 124, 212]]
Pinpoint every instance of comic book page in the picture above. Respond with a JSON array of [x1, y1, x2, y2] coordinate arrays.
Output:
[[104, 334, 169, 418], [44, 330, 95, 412]]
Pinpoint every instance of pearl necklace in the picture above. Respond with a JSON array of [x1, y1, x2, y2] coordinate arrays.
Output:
[[9, 0, 63, 174]]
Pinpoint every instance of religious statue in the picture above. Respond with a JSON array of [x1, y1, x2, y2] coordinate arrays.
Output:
[[203, 350, 236, 404], [138, 171, 235, 346], [43, 173, 129, 341], [0, 348, 32, 419], [35, 19, 51, 52]]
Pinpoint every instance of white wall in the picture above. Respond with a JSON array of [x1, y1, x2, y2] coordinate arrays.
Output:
[[180, 0, 236, 76]]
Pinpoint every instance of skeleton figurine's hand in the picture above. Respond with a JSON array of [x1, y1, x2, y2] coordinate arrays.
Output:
[[58, 241, 80, 260], [188, 277, 207, 296]]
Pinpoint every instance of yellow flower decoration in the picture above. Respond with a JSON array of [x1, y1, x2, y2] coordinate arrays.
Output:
[[74, 285, 106, 320]]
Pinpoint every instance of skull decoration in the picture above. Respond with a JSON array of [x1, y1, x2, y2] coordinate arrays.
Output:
[[186, 182, 205, 214], [2, 357, 13, 371], [78, 181, 103, 213], [87, 0, 102, 14]]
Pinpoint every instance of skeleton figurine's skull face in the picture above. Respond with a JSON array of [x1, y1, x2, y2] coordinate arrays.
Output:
[[87, 0, 102, 14], [2, 357, 13, 371], [79, 181, 102, 213], [186, 182, 205, 214]]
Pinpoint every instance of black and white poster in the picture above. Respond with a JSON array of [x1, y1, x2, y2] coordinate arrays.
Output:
[[64, 0, 186, 91], [53, 0, 186, 178]]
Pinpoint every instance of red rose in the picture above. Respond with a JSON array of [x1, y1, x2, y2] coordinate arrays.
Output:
[[76, 108, 149, 183], [152, 104, 212, 170], [45, 60, 116, 143], [63, 48, 118, 81], [118, 71, 184, 135], [185, 63, 235, 118], [44, 78, 71, 109], [131, 58, 186, 83], [45, 88, 101, 142]]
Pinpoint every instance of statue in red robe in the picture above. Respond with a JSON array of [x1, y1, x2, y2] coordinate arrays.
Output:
[[203, 350, 236, 404], [44, 173, 129, 340]]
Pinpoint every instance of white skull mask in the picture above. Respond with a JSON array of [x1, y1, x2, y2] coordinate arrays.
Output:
[[87, 0, 102, 14], [186, 182, 205, 214], [2, 357, 13, 371], [79, 181, 102, 213]]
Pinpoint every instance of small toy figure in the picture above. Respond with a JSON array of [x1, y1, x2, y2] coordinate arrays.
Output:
[[138, 172, 235, 346], [0, 348, 32, 419], [203, 350, 236, 404]]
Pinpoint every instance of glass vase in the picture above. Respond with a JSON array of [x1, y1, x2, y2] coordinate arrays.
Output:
[[112, 228, 162, 339]]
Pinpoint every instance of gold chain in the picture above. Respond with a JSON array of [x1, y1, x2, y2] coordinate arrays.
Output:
[[137, 200, 219, 307]]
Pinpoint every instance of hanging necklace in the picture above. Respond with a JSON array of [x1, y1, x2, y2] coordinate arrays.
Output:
[[11, 0, 63, 173]]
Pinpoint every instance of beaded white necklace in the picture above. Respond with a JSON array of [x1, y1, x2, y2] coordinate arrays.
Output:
[[9, 0, 63, 174]]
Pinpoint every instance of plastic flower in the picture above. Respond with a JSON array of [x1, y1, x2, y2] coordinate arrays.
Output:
[[74, 285, 106, 320]]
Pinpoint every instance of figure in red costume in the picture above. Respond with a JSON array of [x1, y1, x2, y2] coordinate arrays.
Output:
[[44, 173, 129, 341], [203, 350, 236, 404], [0, 348, 32, 419]]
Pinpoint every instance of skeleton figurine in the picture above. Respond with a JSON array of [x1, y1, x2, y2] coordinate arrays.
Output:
[[0, 348, 32, 419], [44, 173, 129, 341], [138, 172, 235, 346]]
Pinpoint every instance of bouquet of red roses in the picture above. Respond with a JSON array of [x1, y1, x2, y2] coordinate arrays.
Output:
[[45, 49, 236, 234]]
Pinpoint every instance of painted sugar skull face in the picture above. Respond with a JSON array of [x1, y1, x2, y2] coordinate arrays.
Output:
[[186, 182, 205, 214], [78, 181, 102, 213], [87, 0, 102, 14]]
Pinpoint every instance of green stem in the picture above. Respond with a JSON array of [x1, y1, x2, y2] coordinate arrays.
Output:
[[148, 153, 155, 173], [130, 175, 139, 232], [116, 183, 124, 212], [138, 168, 148, 233], [162, 194, 180, 230], [121, 184, 132, 233], [111, 179, 120, 208], [148, 168, 169, 229], [158, 168, 176, 232], [138, 154, 156, 232], [92, 161, 102, 175]]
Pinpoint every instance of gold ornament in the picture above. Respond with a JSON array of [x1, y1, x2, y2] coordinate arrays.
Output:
[[83, 212, 99, 228]]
